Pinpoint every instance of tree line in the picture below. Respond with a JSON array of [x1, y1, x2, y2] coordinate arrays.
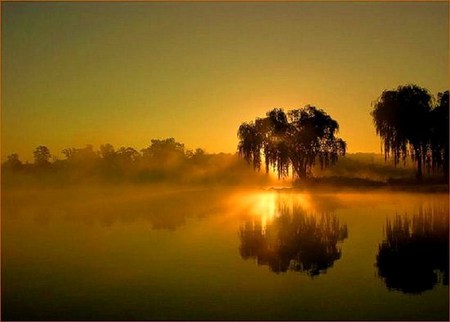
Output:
[[5, 138, 193, 170], [238, 84, 448, 182], [3, 84, 448, 184], [2, 138, 268, 185]]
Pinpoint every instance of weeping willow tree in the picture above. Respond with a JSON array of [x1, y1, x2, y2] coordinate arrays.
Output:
[[237, 106, 346, 179], [430, 91, 449, 181], [371, 84, 433, 180]]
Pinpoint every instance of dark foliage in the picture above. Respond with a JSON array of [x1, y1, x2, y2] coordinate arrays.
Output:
[[238, 106, 346, 179], [1, 139, 270, 186], [372, 85, 449, 180]]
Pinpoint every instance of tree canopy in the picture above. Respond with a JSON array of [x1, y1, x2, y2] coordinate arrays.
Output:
[[371, 85, 449, 180], [33, 145, 51, 166], [430, 91, 449, 180], [237, 106, 346, 179]]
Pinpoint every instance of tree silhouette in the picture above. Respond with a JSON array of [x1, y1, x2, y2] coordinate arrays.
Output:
[[238, 106, 346, 179], [99, 143, 116, 161], [429, 91, 449, 180], [116, 146, 140, 163], [115, 146, 140, 179], [239, 203, 348, 276], [376, 206, 449, 294], [371, 85, 433, 180], [186, 148, 206, 162], [3, 153, 23, 171], [141, 138, 185, 162], [33, 146, 51, 166], [62, 145, 98, 163]]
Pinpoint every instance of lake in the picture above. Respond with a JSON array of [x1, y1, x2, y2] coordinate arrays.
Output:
[[2, 186, 448, 320]]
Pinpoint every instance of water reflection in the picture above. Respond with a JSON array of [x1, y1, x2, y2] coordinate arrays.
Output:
[[239, 202, 348, 276], [2, 187, 226, 230], [376, 204, 449, 294]]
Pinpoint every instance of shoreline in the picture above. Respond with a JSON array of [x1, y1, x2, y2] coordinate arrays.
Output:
[[268, 178, 449, 194]]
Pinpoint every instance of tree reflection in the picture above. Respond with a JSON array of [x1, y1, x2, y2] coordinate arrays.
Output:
[[239, 204, 348, 276], [376, 205, 449, 294]]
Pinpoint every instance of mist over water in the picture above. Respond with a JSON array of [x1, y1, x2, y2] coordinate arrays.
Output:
[[2, 183, 448, 320]]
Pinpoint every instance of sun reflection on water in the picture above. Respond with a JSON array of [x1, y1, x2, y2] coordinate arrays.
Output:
[[234, 190, 312, 232], [237, 190, 348, 276]]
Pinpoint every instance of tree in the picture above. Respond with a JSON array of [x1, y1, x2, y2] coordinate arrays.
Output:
[[371, 84, 433, 180], [429, 91, 449, 180], [237, 106, 346, 179], [99, 144, 116, 161], [141, 138, 185, 164], [33, 146, 51, 166], [3, 153, 23, 171], [61, 145, 101, 179], [186, 148, 207, 165], [116, 146, 140, 163], [62, 145, 99, 164]]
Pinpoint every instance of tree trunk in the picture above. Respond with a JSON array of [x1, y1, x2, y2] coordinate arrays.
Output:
[[290, 157, 306, 179], [298, 165, 307, 178], [416, 148, 423, 181], [444, 148, 449, 182]]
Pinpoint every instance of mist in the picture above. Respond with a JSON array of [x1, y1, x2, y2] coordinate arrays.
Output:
[[3, 140, 445, 192], [2, 140, 277, 189]]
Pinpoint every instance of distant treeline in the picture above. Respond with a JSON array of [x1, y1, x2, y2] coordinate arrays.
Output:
[[3, 84, 448, 186], [1, 138, 271, 186], [2, 137, 437, 187]]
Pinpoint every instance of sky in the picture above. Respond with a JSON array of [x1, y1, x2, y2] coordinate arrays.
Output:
[[2, 1, 448, 162]]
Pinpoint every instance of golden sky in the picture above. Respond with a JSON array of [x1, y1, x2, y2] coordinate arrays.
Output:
[[2, 1, 448, 162]]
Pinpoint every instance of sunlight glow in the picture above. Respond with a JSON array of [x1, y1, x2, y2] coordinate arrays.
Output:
[[2, 2, 447, 161], [255, 192, 277, 230], [233, 190, 313, 232]]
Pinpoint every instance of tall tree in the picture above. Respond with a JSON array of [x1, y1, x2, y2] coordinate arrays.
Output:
[[33, 146, 51, 166], [430, 91, 449, 180], [371, 85, 433, 180], [238, 106, 346, 179]]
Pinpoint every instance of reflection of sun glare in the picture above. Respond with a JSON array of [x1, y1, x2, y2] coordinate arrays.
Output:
[[233, 190, 312, 232], [255, 192, 277, 230]]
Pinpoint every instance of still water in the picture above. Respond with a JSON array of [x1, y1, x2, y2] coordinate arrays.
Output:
[[2, 186, 448, 320]]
